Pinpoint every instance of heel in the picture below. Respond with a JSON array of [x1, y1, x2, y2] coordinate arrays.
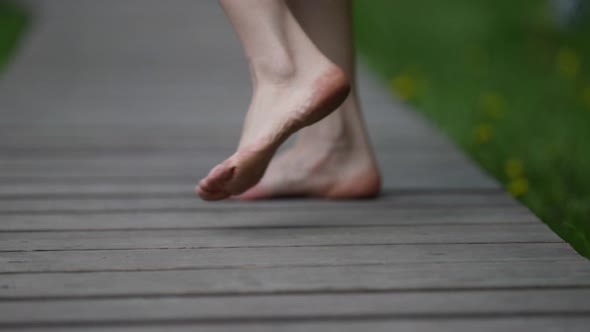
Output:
[[301, 65, 351, 128]]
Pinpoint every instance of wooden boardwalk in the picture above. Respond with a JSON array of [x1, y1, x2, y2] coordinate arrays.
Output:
[[1, 1, 589, 331]]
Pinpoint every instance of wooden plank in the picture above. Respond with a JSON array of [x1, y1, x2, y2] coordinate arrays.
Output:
[[0, 156, 485, 181], [0, 152, 473, 174], [0, 174, 192, 185], [0, 193, 520, 214], [0, 137, 444, 153], [0, 158, 498, 190], [0, 289, 589, 326], [0, 183, 503, 197], [0, 224, 561, 252], [0, 129, 445, 151], [0, 243, 579, 274], [0, 318, 585, 332], [2, 260, 589, 299], [0, 150, 498, 191], [0, 149, 461, 163], [0, 206, 538, 231], [0, 135, 459, 158]]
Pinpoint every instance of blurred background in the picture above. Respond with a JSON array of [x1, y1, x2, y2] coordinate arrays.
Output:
[[352, 0, 590, 258], [1, 0, 588, 258]]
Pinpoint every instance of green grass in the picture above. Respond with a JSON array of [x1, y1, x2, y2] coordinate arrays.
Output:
[[353, 0, 590, 258], [0, 2, 27, 72]]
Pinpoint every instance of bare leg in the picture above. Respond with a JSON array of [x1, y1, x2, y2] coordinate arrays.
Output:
[[238, 0, 381, 199], [197, 0, 350, 200]]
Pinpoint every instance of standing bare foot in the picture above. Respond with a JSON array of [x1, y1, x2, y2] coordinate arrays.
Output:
[[237, 95, 381, 200], [197, 0, 381, 201], [196, 0, 354, 201], [236, 141, 380, 200], [234, 0, 383, 200], [197, 61, 349, 200]]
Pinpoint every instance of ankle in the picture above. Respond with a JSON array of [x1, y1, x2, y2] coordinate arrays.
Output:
[[295, 98, 358, 151], [297, 128, 370, 162], [297, 130, 349, 151], [249, 50, 296, 85]]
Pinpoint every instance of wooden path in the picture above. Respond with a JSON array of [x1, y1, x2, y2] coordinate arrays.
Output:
[[0, 1, 588, 331]]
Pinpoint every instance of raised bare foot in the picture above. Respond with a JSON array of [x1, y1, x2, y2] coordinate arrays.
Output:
[[196, 62, 350, 201], [236, 138, 381, 200]]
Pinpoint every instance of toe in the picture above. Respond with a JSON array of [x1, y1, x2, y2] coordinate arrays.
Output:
[[196, 162, 237, 201], [208, 163, 236, 185], [196, 185, 230, 201], [198, 177, 219, 194], [199, 163, 236, 193]]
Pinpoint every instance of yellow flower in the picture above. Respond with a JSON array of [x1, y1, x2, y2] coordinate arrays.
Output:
[[390, 74, 417, 101], [505, 158, 524, 179], [582, 86, 590, 109], [556, 47, 580, 79], [480, 92, 505, 119], [474, 124, 493, 144], [507, 178, 528, 197]]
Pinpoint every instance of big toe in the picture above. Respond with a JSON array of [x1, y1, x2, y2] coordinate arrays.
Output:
[[196, 185, 231, 201], [196, 162, 235, 200]]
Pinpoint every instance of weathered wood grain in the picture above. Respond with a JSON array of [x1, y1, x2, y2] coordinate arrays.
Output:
[[4, 318, 588, 332], [0, 206, 538, 231], [2, 261, 589, 299], [0, 192, 521, 215], [0, 243, 578, 274], [0, 224, 560, 252], [0, 152, 497, 189], [0, 180, 501, 197], [1, 318, 589, 332], [0, 289, 589, 326]]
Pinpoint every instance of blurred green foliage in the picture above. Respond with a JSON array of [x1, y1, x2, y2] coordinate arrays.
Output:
[[0, 2, 27, 72], [353, 0, 590, 258]]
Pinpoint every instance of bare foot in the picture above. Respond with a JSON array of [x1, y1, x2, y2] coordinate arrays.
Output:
[[197, 62, 350, 201], [236, 139, 381, 200]]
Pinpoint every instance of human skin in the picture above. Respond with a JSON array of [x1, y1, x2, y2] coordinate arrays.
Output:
[[197, 0, 380, 200]]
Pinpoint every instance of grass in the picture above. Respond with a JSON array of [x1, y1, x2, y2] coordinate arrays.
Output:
[[353, 0, 590, 258], [0, 2, 27, 73]]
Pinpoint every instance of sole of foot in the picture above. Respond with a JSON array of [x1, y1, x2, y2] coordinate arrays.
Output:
[[197, 63, 350, 201]]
